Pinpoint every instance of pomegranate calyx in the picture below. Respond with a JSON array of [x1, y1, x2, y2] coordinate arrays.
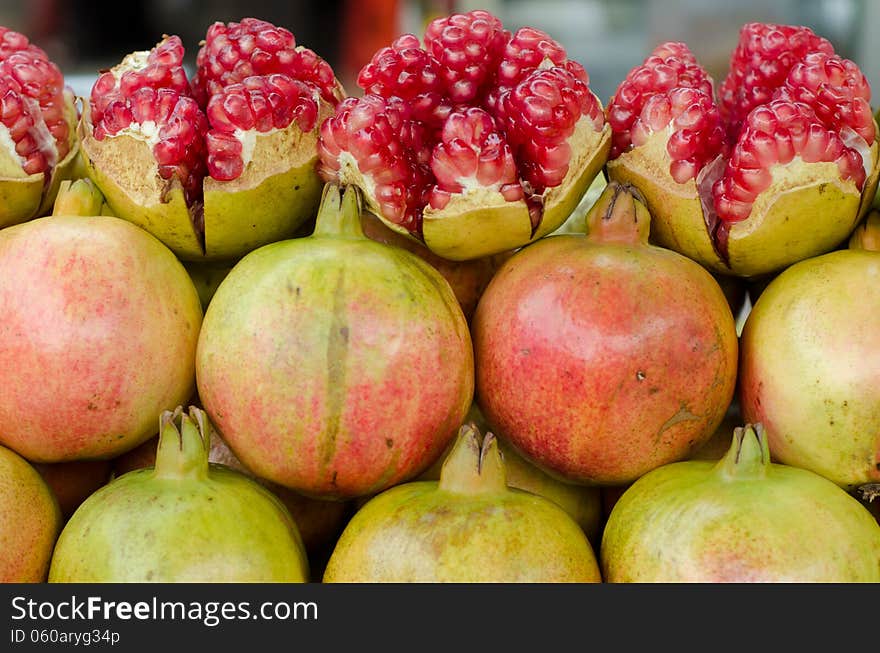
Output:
[[849, 209, 880, 251], [312, 183, 366, 240], [438, 423, 507, 496], [154, 406, 211, 481], [51, 179, 107, 217], [717, 423, 770, 481], [583, 181, 651, 245]]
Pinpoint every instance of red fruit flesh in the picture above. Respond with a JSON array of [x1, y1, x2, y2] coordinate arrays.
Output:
[[318, 9, 606, 240], [606, 22, 875, 260], [0, 27, 71, 176]]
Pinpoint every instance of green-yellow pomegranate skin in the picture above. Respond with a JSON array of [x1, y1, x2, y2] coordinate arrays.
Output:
[[739, 249, 880, 489], [323, 425, 601, 583], [0, 444, 62, 582], [48, 408, 308, 583], [601, 426, 880, 582]]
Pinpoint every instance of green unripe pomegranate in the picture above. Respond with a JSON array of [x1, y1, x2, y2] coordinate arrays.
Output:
[[601, 424, 880, 582], [49, 406, 309, 583], [324, 423, 601, 583]]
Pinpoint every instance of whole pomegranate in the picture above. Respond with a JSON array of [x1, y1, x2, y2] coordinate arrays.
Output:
[[113, 430, 350, 556], [739, 231, 880, 489], [473, 182, 739, 485], [196, 184, 474, 500], [49, 406, 309, 582], [601, 424, 880, 582], [318, 9, 611, 261], [323, 423, 601, 582], [606, 23, 880, 277], [0, 27, 80, 228], [0, 443, 61, 582], [79, 18, 345, 261], [0, 179, 203, 461]]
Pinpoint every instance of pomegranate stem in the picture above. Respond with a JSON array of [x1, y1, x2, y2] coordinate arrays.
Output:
[[312, 183, 366, 240], [438, 423, 508, 496], [717, 423, 770, 481], [51, 179, 107, 217], [848, 210, 880, 252], [583, 181, 651, 245], [153, 406, 211, 481]]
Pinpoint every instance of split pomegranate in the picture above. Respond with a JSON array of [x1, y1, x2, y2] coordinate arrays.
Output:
[[601, 424, 880, 582], [472, 182, 738, 485], [606, 22, 880, 277], [195, 184, 474, 500], [317, 9, 610, 261], [79, 18, 345, 261], [0, 26, 80, 228], [323, 423, 601, 582]]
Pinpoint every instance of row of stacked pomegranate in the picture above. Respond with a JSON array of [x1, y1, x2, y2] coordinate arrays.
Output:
[[0, 12, 878, 583]]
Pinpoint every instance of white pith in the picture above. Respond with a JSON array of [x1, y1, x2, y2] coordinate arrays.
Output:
[[0, 124, 23, 165], [111, 119, 161, 148], [0, 96, 57, 171]]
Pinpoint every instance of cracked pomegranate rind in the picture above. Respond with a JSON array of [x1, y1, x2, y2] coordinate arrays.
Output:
[[79, 22, 345, 262], [606, 24, 880, 278], [318, 9, 610, 261]]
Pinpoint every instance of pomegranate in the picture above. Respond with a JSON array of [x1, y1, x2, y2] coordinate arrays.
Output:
[[419, 404, 602, 543], [79, 18, 345, 262], [323, 423, 601, 582], [849, 207, 880, 250], [0, 443, 61, 582], [32, 460, 113, 521], [49, 406, 309, 582], [739, 229, 880, 489], [606, 24, 880, 278], [0, 27, 80, 228], [317, 9, 610, 261], [473, 181, 738, 485], [113, 431, 350, 556], [0, 179, 203, 461], [601, 424, 880, 582], [359, 210, 509, 321], [195, 184, 474, 500]]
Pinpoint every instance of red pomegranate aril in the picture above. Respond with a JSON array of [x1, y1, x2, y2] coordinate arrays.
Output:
[[424, 9, 509, 103], [502, 66, 599, 192], [718, 22, 834, 131], [496, 27, 567, 89], [607, 41, 714, 160], [713, 99, 863, 223], [775, 52, 875, 144], [430, 107, 517, 194]]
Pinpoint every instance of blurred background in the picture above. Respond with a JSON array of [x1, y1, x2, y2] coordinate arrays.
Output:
[[1, 0, 878, 104]]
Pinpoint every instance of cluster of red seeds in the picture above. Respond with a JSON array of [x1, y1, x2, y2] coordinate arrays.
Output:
[[89, 18, 340, 198], [607, 22, 875, 224], [0, 27, 70, 176], [318, 9, 605, 235]]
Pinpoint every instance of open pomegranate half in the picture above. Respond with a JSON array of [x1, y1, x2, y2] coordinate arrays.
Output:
[[0, 27, 80, 228], [317, 9, 611, 261], [606, 23, 880, 277], [78, 18, 345, 261]]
